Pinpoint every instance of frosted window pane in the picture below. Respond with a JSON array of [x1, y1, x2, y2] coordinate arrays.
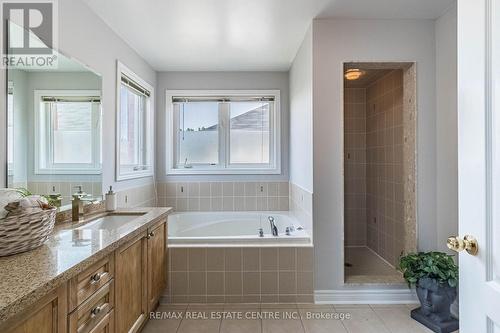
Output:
[[230, 101, 270, 164], [53, 102, 92, 164], [178, 102, 219, 165]]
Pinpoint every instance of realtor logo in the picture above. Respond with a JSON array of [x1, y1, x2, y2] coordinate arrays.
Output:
[[1, 0, 58, 68]]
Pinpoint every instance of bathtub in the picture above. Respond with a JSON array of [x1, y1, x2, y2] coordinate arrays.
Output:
[[168, 211, 311, 247]]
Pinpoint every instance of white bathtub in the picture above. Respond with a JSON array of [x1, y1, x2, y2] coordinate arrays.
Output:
[[168, 211, 311, 247]]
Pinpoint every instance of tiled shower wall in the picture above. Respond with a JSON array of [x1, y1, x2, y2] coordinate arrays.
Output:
[[366, 70, 405, 266], [157, 181, 289, 212], [344, 88, 367, 246]]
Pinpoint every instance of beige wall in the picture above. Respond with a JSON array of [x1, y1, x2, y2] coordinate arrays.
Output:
[[344, 88, 367, 246], [365, 70, 405, 266]]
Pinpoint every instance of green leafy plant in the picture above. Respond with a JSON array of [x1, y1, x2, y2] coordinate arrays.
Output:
[[399, 251, 458, 288], [14, 188, 58, 208]]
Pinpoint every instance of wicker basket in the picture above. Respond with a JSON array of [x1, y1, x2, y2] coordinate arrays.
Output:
[[0, 208, 57, 257]]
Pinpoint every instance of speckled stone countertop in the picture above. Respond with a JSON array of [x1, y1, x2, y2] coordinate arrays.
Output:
[[0, 207, 171, 323]]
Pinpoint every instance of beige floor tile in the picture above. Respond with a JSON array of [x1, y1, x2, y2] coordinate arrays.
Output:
[[339, 307, 390, 333], [262, 317, 304, 333], [177, 319, 221, 333], [344, 247, 404, 284], [371, 305, 435, 333], [220, 318, 262, 333], [141, 318, 183, 333], [300, 308, 348, 333]]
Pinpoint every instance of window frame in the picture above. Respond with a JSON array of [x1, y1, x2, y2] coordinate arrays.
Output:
[[34, 89, 102, 175], [166, 89, 281, 175], [115, 61, 155, 181]]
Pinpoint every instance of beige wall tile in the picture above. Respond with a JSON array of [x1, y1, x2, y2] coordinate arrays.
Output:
[[206, 248, 225, 271], [260, 248, 278, 271], [260, 271, 278, 295], [243, 272, 260, 295], [225, 272, 242, 295], [225, 248, 242, 271]]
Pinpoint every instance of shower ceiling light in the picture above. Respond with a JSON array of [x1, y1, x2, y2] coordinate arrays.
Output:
[[345, 69, 365, 81]]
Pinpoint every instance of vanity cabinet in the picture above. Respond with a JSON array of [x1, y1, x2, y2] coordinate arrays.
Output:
[[115, 218, 168, 333], [2, 284, 68, 333], [147, 221, 167, 311], [115, 233, 148, 333], [1, 218, 168, 333]]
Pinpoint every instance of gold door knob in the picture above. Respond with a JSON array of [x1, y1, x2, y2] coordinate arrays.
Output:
[[447, 235, 478, 255]]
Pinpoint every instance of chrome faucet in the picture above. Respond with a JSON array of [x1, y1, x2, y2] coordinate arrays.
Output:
[[72, 186, 87, 222], [71, 186, 100, 222], [269, 216, 278, 236]]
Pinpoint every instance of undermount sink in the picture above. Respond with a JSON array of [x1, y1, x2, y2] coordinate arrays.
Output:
[[77, 213, 146, 231]]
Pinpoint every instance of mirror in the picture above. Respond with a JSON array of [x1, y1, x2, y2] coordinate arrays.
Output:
[[6, 24, 102, 208]]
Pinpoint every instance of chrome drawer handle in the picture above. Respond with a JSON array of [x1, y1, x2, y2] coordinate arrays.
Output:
[[90, 305, 102, 318], [89, 273, 102, 284]]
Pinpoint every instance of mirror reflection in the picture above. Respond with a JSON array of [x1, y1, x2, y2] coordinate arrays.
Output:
[[7, 49, 103, 207]]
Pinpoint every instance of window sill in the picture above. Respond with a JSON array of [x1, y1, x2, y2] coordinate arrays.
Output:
[[167, 168, 281, 175], [116, 170, 154, 181], [35, 169, 102, 175]]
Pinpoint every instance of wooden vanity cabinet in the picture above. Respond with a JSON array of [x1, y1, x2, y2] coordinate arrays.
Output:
[[115, 218, 168, 333], [1, 284, 68, 333], [147, 221, 167, 311], [115, 232, 148, 333]]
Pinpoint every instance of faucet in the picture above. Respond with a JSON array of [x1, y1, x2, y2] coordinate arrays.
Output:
[[268, 216, 278, 236], [72, 186, 97, 222]]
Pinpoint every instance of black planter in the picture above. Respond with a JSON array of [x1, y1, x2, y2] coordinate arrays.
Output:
[[411, 277, 459, 333]]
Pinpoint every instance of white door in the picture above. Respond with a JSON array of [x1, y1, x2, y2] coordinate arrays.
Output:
[[457, 0, 500, 332]]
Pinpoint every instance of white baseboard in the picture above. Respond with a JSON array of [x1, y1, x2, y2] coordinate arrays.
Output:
[[315, 288, 418, 304]]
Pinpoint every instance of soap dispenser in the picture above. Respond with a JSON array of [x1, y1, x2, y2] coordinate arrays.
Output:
[[105, 186, 117, 211]]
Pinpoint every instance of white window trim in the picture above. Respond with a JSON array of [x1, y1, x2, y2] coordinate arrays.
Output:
[[115, 60, 155, 181], [166, 89, 281, 175], [34, 89, 102, 175]]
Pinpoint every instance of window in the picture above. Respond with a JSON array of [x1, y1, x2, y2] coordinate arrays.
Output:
[[116, 61, 154, 180], [167, 90, 280, 174], [34, 90, 102, 174]]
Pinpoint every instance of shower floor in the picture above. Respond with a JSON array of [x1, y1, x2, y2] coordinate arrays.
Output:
[[344, 246, 405, 284]]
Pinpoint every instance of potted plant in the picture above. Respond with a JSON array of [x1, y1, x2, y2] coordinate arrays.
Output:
[[399, 251, 459, 333]]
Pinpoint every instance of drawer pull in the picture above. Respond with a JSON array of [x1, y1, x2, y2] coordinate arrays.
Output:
[[90, 305, 102, 318], [147, 231, 155, 239], [90, 273, 102, 284]]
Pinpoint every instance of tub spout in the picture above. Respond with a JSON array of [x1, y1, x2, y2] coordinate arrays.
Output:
[[269, 216, 278, 236]]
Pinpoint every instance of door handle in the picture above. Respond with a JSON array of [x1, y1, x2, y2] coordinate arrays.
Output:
[[447, 235, 478, 255]]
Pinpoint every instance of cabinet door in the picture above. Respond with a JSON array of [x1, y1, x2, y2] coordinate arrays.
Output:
[[3, 284, 67, 333], [147, 221, 167, 311], [115, 234, 148, 333]]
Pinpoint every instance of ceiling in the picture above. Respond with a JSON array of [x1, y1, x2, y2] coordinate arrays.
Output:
[[344, 68, 393, 88], [83, 0, 455, 71]]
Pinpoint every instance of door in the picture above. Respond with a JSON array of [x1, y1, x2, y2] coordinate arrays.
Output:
[[457, 0, 500, 331], [115, 233, 148, 333], [2, 285, 67, 333], [147, 221, 167, 311]]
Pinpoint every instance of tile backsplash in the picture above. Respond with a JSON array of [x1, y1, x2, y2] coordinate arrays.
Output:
[[157, 181, 289, 212]]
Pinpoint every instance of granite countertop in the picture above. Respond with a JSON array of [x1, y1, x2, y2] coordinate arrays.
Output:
[[0, 207, 172, 323]]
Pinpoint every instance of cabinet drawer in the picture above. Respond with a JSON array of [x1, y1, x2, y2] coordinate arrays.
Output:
[[88, 309, 114, 333], [69, 280, 114, 333], [70, 255, 114, 311]]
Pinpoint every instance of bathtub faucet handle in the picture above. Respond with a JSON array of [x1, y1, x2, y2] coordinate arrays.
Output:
[[268, 216, 278, 237], [286, 227, 291, 236], [258, 228, 264, 237]]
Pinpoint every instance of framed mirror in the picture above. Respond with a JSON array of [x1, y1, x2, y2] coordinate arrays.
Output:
[[6, 23, 103, 209]]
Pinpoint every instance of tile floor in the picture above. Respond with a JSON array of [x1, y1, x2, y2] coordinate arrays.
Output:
[[344, 247, 405, 284], [142, 303, 458, 333]]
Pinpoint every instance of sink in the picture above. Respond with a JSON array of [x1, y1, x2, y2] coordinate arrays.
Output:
[[77, 213, 145, 231]]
